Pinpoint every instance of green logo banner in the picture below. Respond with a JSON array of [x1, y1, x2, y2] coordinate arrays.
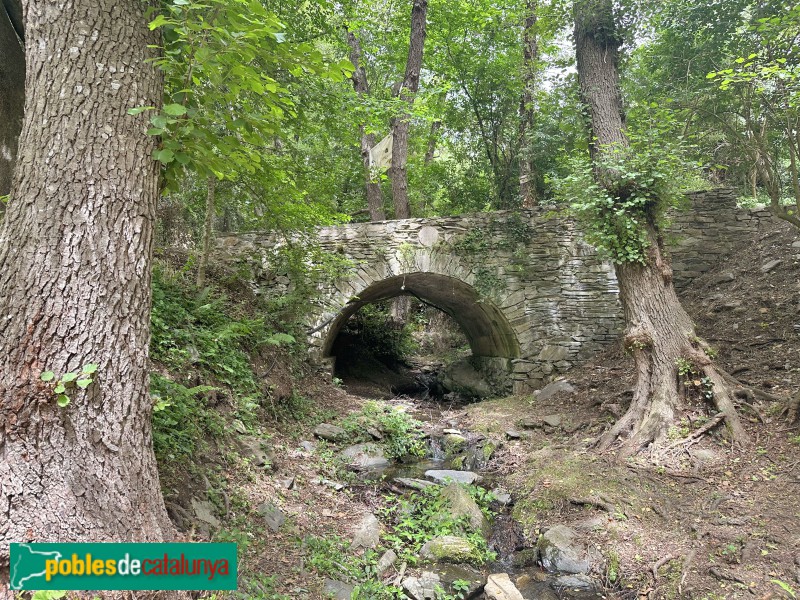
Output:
[[10, 543, 237, 591]]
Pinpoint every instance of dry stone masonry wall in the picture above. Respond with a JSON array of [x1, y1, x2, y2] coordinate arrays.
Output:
[[216, 189, 770, 393]]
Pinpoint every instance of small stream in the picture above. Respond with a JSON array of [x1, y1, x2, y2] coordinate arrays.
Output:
[[354, 399, 607, 600]]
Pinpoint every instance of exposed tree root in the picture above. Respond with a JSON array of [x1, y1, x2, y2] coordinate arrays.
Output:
[[666, 412, 725, 449], [651, 554, 675, 581], [569, 495, 618, 515], [787, 391, 800, 424], [597, 353, 750, 457], [590, 220, 753, 458]]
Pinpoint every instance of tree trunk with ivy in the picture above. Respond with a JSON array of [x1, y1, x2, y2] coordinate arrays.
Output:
[[0, 0, 179, 586], [574, 0, 747, 455]]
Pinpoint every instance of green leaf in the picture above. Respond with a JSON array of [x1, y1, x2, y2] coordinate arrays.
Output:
[[40, 371, 55, 382], [76, 378, 93, 389], [61, 372, 78, 383], [148, 14, 171, 30], [265, 332, 295, 346], [56, 395, 70, 408], [82, 363, 98, 374], [163, 103, 187, 116], [127, 106, 155, 115], [54, 383, 66, 393], [155, 148, 175, 163]]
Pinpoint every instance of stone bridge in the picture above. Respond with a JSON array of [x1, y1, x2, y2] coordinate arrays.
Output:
[[216, 189, 767, 393]]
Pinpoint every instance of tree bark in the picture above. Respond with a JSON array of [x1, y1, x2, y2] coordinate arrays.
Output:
[[389, 0, 428, 220], [424, 120, 441, 165], [519, 0, 538, 208], [0, 0, 24, 200], [345, 28, 386, 221], [0, 0, 178, 585], [574, 0, 747, 454], [197, 175, 216, 288]]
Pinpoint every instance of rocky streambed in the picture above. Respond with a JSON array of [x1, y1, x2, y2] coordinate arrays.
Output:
[[310, 408, 607, 600]]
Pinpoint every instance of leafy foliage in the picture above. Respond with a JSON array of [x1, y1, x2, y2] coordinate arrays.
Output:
[[340, 400, 427, 459], [144, 0, 353, 184], [380, 485, 496, 566], [149, 264, 300, 462], [553, 118, 703, 264], [40, 364, 97, 407], [304, 536, 403, 599], [341, 303, 418, 366]]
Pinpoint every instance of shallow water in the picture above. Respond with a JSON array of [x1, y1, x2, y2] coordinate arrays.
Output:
[[359, 428, 607, 599]]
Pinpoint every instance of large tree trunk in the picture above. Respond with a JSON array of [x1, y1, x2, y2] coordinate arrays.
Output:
[[519, 0, 538, 208], [389, 0, 428, 220], [0, 0, 24, 200], [0, 0, 177, 584], [345, 28, 386, 221], [574, 0, 747, 454]]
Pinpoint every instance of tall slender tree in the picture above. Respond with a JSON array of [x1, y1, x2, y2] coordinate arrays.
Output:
[[346, 28, 387, 221], [389, 0, 428, 219], [573, 0, 747, 455], [519, 0, 539, 208], [0, 0, 176, 579]]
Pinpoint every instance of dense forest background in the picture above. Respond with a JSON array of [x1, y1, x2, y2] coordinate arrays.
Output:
[[142, 0, 799, 243]]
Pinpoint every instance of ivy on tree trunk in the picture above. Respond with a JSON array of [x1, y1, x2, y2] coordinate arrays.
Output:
[[573, 0, 748, 455]]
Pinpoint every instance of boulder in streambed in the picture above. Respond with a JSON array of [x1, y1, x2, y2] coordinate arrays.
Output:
[[484, 573, 525, 600], [424, 469, 480, 485], [419, 535, 481, 564], [339, 443, 390, 471], [394, 477, 436, 491], [552, 574, 597, 592], [436, 564, 484, 599], [402, 571, 442, 600], [351, 513, 381, 550], [440, 483, 491, 537], [537, 525, 591, 574], [376, 549, 398, 577], [441, 358, 494, 399]]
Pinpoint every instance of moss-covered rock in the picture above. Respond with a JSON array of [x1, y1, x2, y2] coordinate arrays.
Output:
[[419, 535, 482, 564]]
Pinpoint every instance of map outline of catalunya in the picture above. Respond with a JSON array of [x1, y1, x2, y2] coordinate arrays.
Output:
[[10, 544, 63, 589]]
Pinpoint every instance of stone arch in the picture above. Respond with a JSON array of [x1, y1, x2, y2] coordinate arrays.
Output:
[[320, 272, 520, 360]]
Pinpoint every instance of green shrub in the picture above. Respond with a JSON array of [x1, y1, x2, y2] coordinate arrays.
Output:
[[150, 266, 301, 464]]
